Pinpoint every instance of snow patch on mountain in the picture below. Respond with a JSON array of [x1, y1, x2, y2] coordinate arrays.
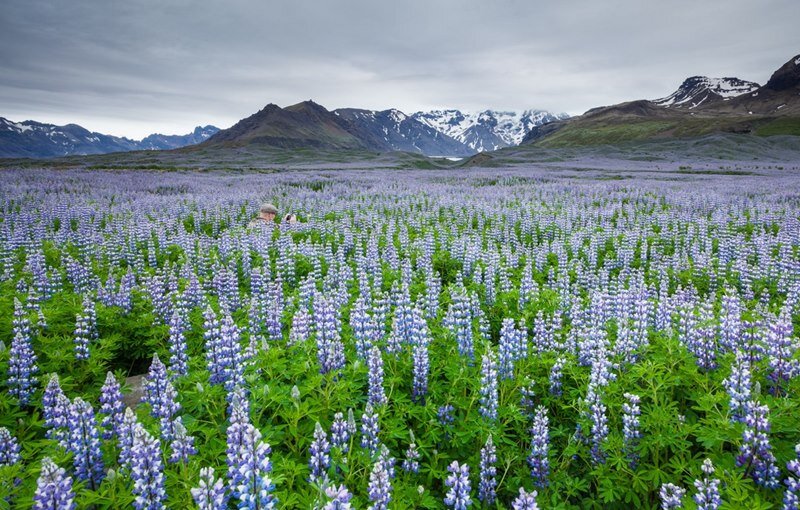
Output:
[[412, 109, 569, 152], [654, 76, 760, 109]]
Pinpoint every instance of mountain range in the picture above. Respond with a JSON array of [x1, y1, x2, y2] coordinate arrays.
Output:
[[193, 102, 566, 157], [0, 119, 219, 158], [523, 54, 800, 147]]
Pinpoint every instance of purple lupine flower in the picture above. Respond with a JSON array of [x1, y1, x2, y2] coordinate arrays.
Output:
[[499, 318, 518, 379], [549, 356, 565, 397], [99, 371, 125, 439], [350, 296, 377, 358], [719, 290, 742, 353], [361, 404, 380, 453], [225, 401, 277, 509], [66, 398, 104, 490], [765, 310, 799, 396], [130, 423, 166, 510], [330, 412, 350, 453], [367, 345, 387, 407], [203, 305, 226, 385], [622, 393, 642, 469], [167, 308, 189, 378], [314, 296, 346, 375], [528, 406, 549, 488], [735, 400, 780, 488], [784, 444, 800, 510], [367, 458, 392, 510], [444, 461, 472, 510], [169, 417, 196, 464], [118, 408, 139, 470], [191, 467, 228, 510], [693, 459, 722, 510], [33, 457, 75, 510], [723, 351, 751, 423], [42, 375, 70, 444], [322, 484, 353, 510], [478, 435, 497, 505], [479, 348, 498, 422], [438, 404, 455, 427], [411, 341, 429, 404], [289, 306, 312, 346], [8, 301, 38, 406], [444, 287, 473, 361], [143, 354, 181, 441], [511, 488, 539, 510], [0, 427, 20, 466], [660, 483, 686, 510], [519, 379, 536, 418], [402, 441, 420, 473], [378, 444, 396, 481], [219, 310, 245, 393], [73, 296, 97, 361], [309, 422, 331, 484]]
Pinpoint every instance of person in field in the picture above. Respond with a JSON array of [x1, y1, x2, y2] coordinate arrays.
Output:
[[248, 202, 278, 228]]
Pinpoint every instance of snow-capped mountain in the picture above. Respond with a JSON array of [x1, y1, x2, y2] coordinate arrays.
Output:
[[412, 109, 569, 152], [653, 76, 760, 109], [0, 117, 219, 158], [333, 108, 473, 156]]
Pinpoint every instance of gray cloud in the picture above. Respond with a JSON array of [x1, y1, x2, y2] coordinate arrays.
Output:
[[0, 0, 796, 138]]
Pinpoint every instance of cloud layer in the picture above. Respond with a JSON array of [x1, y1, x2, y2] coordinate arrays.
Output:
[[1, 0, 796, 138]]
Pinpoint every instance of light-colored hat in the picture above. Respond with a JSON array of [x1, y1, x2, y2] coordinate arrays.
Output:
[[260, 203, 278, 214]]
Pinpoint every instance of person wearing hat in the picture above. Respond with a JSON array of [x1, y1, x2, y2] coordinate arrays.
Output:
[[248, 202, 278, 228]]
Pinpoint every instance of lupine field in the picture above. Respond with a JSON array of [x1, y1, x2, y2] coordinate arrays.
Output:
[[2, 166, 800, 510]]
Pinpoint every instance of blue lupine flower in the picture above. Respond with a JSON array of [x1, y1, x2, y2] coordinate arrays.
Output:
[[444, 461, 472, 510], [511, 487, 539, 510], [478, 435, 497, 505], [99, 371, 125, 439], [226, 400, 277, 509], [765, 310, 799, 396], [42, 374, 69, 444], [169, 417, 197, 464], [33, 457, 75, 510], [438, 404, 455, 427], [143, 354, 181, 441], [361, 404, 380, 454], [330, 412, 350, 453], [130, 424, 166, 510], [314, 296, 346, 375], [322, 484, 353, 510], [735, 400, 780, 488], [309, 422, 331, 484], [168, 308, 189, 378], [723, 351, 751, 423], [367, 346, 387, 407], [444, 287, 474, 361], [66, 398, 104, 490], [622, 393, 641, 469], [784, 444, 800, 510], [549, 356, 565, 397], [0, 427, 20, 466], [402, 441, 420, 474], [528, 406, 549, 488], [8, 298, 38, 406], [219, 310, 245, 393], [367, 458, 392, 510], [412, 341, 429, 404], [693, 459, 722, 510], [118, 407, 139, 470], [479, 349, 498, 422], [659, 483, 686, 510], [191, 467, 228, 510]]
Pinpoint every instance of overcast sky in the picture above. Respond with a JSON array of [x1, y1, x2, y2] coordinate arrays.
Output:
[[1, 0, 797, 139]]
